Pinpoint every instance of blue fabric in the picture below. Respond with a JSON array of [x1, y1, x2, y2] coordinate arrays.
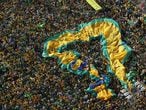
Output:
[[89, 80, 104, 89], [78, 61, 88, 70], [89, 83, 97, 89], [89, 74, 109, 89], [95, 80, 104, 86]]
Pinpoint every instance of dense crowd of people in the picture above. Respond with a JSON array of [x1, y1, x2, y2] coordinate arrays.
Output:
[[0, 0, 145, 109]]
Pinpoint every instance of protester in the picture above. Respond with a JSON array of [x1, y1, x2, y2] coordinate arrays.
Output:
[[0, 0, 145, 109]]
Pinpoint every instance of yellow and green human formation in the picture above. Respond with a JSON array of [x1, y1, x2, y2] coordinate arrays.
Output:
[[42, 18, 139, 100]]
